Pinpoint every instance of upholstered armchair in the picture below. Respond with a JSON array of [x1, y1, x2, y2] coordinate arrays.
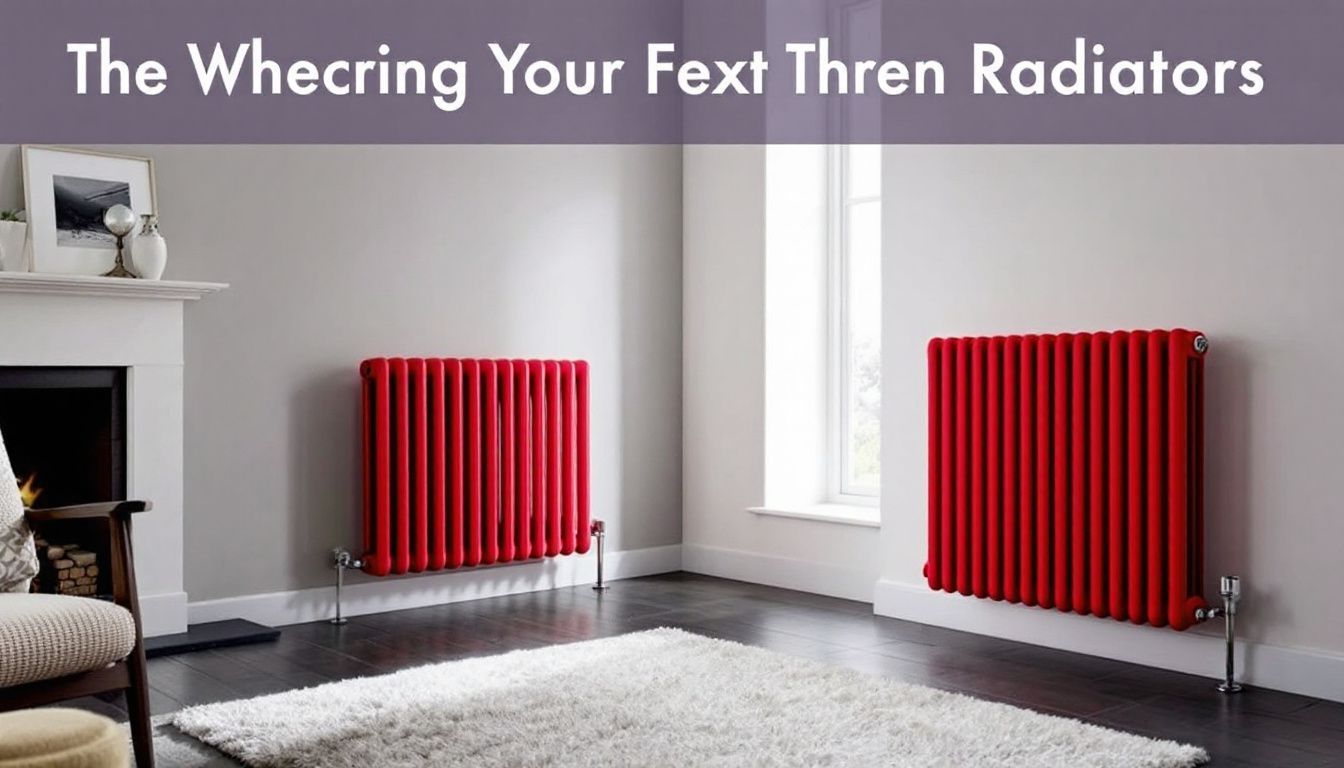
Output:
[[0, 431, 155, 767]]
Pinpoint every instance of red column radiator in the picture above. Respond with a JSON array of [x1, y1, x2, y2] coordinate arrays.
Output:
[[926, 329, 1208, 630], [359, 358, 590, 577]]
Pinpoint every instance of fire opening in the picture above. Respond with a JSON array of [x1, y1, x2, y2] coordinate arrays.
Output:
[[17, 472, 42, 508]]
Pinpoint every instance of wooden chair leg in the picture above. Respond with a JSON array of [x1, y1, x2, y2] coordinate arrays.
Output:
[[124, 646, 155, 768]]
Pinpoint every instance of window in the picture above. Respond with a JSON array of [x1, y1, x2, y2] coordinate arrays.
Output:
[[830, 144, 881, 500], [753, 1, 882, 523]]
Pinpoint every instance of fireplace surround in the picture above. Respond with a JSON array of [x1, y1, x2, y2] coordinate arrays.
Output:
[[0, 271, 226, 635]]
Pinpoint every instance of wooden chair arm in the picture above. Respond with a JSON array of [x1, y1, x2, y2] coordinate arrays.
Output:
[[23, 501, 151, 525], [8, 499, 156, 765], [21, 501, 149, 624]]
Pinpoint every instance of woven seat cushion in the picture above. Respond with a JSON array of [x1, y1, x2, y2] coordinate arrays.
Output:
[[0, 594, 136, 689], [0, 708, 128, 767]]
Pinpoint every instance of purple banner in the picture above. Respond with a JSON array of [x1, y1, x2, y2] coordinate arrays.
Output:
[[0, 0, 1341, 143]]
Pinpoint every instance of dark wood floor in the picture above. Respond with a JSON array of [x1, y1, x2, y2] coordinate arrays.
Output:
[[73, 572, 1343, 766]]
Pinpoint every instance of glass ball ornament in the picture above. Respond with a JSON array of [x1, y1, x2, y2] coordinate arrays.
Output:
[[100, 204, 139, 278], [102, 204, 137, 237]]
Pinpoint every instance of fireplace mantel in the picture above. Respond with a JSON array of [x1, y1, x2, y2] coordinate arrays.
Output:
[[0, 272, 228, 301]]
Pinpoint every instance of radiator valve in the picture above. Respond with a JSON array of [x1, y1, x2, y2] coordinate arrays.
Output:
[[330, 548, 363, 625], [1196, 575, 1242, 694], [590, 520, 610, 592]]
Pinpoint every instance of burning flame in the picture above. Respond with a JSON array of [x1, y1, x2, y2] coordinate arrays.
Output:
[[17, 473, 42, 508]]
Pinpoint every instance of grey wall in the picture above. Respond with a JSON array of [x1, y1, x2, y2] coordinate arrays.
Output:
[[0, 145, 683, 602]]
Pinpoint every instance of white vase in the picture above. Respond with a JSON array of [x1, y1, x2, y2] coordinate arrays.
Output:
[[131, 214, 168, 280], [0, 220, 29, 272]]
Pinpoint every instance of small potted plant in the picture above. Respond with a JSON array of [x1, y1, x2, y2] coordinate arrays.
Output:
[[0, 209, 29, 272]]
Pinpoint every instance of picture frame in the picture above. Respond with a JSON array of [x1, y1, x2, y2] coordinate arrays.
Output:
[[21, 145, 157, 276]]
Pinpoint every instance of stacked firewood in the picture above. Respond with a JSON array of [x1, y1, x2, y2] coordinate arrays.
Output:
[[31, 537, 101, 596]]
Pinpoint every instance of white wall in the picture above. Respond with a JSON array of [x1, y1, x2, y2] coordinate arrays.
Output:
[[1, 145, 684, 605], [876, 146, 1344, 701], [682, 145, 881, 600]]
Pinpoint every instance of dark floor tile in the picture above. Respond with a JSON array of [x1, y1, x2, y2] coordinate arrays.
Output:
[[587, 610, 721, 638], [147, 687, 181, 717], [864, 619, 1030, 656], [1193, 728, 1337, 768], [994, 642, 1136, 681], [681, 577, 875, 616], [581, 575, 735, 605], [280, 618, 390, 644], [466, 596, 664, 638], [1207, 705, 1344, 758], [952, 667, 1137, 717], [1295, 700, 1344, 732], [1095, 698, 1338, 768], [1093, 663, 1318, 718], [678, 615, 849, 660], [217, 636, 381, 682], [860, 636, 1132, 717], [696, 599, 913, 649], [172, 647, 272, 680], [146, 657, 243, 706]]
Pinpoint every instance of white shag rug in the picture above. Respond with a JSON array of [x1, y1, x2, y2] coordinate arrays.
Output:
[[171, 628, 1207, 768]]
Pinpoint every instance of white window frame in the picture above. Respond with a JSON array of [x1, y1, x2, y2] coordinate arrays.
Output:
[[825, 0, 882, 505], [827, 143, 880, 503]]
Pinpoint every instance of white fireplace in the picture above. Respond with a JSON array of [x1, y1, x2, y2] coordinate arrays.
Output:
[[0, 272, 226, 636]]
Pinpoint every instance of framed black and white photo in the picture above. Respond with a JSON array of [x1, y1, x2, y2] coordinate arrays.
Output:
[[22, 146, 157, 275]]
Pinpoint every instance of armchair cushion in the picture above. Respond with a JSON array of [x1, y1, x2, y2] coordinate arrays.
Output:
[[0, 428, 38, 594], [0, 708, 128, 767], [0, 594, 136, 688]]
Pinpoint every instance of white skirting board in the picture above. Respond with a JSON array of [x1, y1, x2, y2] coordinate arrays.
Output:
[[681, 544, 878, 604], [875, 578, 1344, 704], [187, 545, 683, 628]]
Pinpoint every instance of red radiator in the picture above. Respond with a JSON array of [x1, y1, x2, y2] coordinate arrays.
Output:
[[926, 330, 1208, 630], [360, 358, 590, 577]]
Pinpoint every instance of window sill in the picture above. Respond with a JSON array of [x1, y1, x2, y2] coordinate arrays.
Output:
[[748, 503, 881, 528]]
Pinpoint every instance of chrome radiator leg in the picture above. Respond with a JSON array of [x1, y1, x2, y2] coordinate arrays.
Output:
[[1216, 576, 1243, 693], [330, 548, 363, 625], [591, 520, 610, 592], [1197, 575, 1243, 694]]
